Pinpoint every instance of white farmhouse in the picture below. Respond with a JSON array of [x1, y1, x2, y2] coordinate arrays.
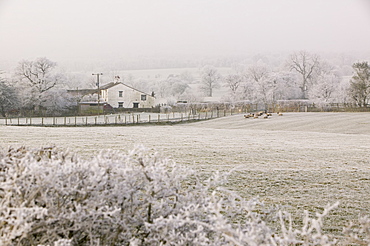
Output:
[[100, 80, 155, 109]]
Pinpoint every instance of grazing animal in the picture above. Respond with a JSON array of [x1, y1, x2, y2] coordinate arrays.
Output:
[[257, 111, 265, 116], [244, 113, 255, 118], [263, 115, 269, 119], [278, 112, 283, 116], [254, 114, 259, 119]]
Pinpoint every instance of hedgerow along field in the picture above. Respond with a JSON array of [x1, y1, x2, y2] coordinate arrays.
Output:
[[1, 112, 370, 235]]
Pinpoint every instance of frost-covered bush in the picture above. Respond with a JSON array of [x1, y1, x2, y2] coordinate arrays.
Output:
[[342, 215, 370, 245], [0, 146, 368, 245]]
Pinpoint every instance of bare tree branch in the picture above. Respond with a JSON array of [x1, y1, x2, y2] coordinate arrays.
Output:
[[288, 51, 320, 98], [15, 57, 59, 111]]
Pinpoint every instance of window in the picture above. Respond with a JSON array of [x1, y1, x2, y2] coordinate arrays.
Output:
[[133, 102, 139, 108], [141, 94, 147, 101], [119, 91, 123, 97], [118, 102, 123, 108]]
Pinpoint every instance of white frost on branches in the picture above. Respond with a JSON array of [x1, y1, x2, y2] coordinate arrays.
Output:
[[0, 146, 368, 245]]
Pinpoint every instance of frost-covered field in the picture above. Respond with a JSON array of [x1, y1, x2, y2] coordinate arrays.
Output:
[[1, 112, 370, 233]]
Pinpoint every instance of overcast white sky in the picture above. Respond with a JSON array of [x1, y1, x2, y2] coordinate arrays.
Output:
[[0, 0, 369, 63]]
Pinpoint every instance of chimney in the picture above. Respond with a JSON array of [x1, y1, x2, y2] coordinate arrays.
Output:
[[114, 76, 121, 83]]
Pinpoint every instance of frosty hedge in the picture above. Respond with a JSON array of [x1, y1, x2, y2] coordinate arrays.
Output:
[[0, 146, 369, 245]]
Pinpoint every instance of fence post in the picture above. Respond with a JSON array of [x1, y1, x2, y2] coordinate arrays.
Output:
[[205, 111, 208, 119], [75, 116, 77, 126], [18, 118, 20, 126], [30, 117, 32, 126], [86, 117, 88, 126], [149, 114, 151, 123], [5, 118, 7, 125], [64, 117, 66, 126], [158, 114, 160, 122]]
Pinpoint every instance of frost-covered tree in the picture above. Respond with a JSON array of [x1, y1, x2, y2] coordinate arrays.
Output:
[[309, 73, 339, 104], [224, 73, 243, 100], [269, 70, 300, 101], [43, 89, 77, 115], [167, 74, 189, 96], [0, 72, 20, 117], [336, 77, 352, 105], [308, 62, 341, 105], [155, 75, 189, 100], [348, 61, 370, 107], [199, 66, 222, 97], [288, 51, 320, 99], [244, 64, 275, 109], [179, 70, 195, 83], [15, 57, 62, 113], [155, 79, 168, 98]]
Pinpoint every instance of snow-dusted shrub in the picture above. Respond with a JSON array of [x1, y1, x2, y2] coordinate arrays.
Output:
[[0, 146, 367, 245], [2, 146, 259, 245], [342, 215, 370, 245], [2, 146, 187, 245]]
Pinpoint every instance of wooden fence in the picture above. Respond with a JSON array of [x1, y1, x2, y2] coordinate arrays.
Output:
[[0, 109, 243, 127]]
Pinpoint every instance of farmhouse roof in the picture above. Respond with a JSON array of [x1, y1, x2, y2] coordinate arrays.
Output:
[[67, 89, 98, 96], [100, 82, 154, 97], [99, 82, 116, 90]]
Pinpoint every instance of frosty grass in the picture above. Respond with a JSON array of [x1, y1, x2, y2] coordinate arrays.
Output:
[[1, 112, 369, 234]]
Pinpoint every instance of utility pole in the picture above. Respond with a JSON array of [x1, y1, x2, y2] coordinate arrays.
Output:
[[92, 73, 103, 115]]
